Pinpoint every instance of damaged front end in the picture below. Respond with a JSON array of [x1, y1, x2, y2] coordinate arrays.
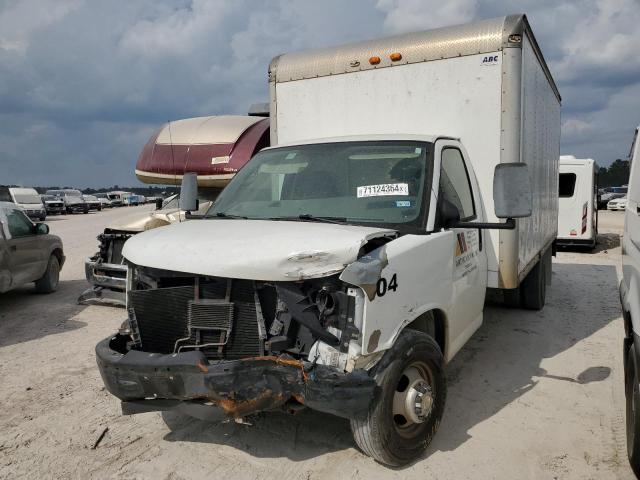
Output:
[[96, 265, 380, 420], [79, 229, 134, 305]]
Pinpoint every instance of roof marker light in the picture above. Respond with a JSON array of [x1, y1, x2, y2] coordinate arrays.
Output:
[[369, 56, 381, 65], [390, 52, 402, 61]]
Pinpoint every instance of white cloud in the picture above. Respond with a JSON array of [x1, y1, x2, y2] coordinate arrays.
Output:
[[0, 0, 638, 186], [376, 0, 478, 34]]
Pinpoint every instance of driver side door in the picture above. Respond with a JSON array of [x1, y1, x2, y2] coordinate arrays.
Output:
[[435, 141, 488, 356], [4, 207, 44, 286]]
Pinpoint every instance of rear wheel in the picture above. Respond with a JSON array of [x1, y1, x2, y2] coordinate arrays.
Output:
[[521, 257, 546, 310], [35, 255, 60, 293], [626, 345, 640, 476], [350, 329, 446, 467]]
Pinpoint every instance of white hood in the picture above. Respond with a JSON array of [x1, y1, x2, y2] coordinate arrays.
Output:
[[122, 219, 396, 281]]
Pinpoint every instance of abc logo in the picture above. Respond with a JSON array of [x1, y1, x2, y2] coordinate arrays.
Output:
[[482, 55, 499, 64]]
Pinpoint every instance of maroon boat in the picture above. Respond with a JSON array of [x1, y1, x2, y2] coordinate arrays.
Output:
[[136, 115, 270, 186]]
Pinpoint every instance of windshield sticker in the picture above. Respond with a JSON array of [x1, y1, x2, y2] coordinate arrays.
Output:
[[396, 200, 411, 207], [357, 183, 409, 198]]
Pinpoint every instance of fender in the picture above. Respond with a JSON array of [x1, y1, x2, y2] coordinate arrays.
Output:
[[340, 232, 455, 356]]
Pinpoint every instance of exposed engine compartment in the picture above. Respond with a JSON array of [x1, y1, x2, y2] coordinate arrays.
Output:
[[125, 265, 361, 362]]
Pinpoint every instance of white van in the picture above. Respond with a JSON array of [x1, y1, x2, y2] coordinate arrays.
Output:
[[620, 126, 640, 475], [556, 156, 598, 248], [7, 187, 46, 221]]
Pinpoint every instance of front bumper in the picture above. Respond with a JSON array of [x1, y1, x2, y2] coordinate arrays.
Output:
[[85, 257, 127, 291], [67, 203, 88, 212], [96, 334, 377, 421], [45, 205, 64, 214], [24, 209, 46, 219]]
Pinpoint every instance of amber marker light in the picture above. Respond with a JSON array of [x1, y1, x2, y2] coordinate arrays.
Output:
[[369, 56, 381, 65], [390, 52, 402, 61]]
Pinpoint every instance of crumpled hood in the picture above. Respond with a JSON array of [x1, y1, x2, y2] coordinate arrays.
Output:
[[122, 219, 396, 281]]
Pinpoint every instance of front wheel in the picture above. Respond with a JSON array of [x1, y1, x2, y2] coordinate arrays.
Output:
[[350, 329, 446, 467]]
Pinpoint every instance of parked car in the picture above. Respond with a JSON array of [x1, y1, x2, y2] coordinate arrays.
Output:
[[620, 125, 640, 475], [83, 195, 103, 211], [601, 186, 628, 206], [45, 189, 89, 214], [0, 186, 47, 221], [0, 202, 65, 294], [79, 191, 219, 304], [40, 195, 66, 215], [94, 193, 112, 208], [608, 197, 628, 211], [106, 191, 132, 207]]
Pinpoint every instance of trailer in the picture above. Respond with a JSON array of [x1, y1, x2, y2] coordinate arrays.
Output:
[[95, 14, 560, 466], [557, 155, 598, 248]]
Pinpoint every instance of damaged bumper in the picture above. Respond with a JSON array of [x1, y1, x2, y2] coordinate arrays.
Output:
[[84, 257, 127, 291], [96, 334, 377, 421]]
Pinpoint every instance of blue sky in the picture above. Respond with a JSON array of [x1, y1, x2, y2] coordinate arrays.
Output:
[[1, 0, 639, 187]]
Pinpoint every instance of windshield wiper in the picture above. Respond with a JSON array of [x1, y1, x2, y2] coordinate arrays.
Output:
[[272, 214, 348, 224], [210, 212, 248, 219]]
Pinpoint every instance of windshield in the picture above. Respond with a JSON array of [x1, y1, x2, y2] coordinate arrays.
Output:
[[209, 141, 431, 227], [65, 190, 83, 197], [84, 195, 97, 201], [13, 193, 42, 204]]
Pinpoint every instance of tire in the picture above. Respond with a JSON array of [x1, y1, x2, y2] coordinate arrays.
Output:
[[350, 329, 446, 467], [503, 287, 521, 308], [83, 208, 89, 214], [35, 255, 60, 294], [39, 216, 46, 222], [521, 258, 546, 310], [626, 345, 640, 477]]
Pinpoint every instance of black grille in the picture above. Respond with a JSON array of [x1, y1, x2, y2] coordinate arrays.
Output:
[[129, 280, 262, 359], [129, 286, 193, 353]]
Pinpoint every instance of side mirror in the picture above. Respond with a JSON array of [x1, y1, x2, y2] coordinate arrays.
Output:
[[155, 198, 163, 210], [35, 223, 49, 235], [180, 172, 199, 212], [440, 198, 461, 228], [493, 163, 532, 219]]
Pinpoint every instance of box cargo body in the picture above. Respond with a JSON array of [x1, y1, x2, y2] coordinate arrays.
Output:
[[557, 156, 597, 246], [269, 14, 560, 289]]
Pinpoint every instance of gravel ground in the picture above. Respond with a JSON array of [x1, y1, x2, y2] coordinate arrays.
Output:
[[0, 207, 634, 479]]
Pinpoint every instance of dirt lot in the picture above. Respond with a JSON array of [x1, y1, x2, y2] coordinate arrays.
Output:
[[0, 207, 635, 479]]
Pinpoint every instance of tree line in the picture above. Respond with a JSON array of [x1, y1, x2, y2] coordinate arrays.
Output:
[[598, 159, 630, 188]]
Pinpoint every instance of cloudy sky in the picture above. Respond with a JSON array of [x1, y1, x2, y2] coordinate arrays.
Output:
[[1, 0, 639, 188]]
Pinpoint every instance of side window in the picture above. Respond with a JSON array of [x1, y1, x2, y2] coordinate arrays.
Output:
[[6, 209, 33, 238], [559, 173, 576, 198], [440, 148, 476, 221]]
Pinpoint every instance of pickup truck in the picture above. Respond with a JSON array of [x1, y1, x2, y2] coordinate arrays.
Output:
[[95, 14, 560, 466], [0, 202, 64, 294]]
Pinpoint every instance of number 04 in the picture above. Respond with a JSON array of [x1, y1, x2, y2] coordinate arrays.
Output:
[[376, 273, 398, 297]]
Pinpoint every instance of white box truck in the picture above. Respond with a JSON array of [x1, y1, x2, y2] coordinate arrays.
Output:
[[95, 14, 560, 466], [557, 155, 598, 248]]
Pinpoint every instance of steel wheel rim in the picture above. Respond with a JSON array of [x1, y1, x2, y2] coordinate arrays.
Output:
[[392, 361, 434, 437]]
